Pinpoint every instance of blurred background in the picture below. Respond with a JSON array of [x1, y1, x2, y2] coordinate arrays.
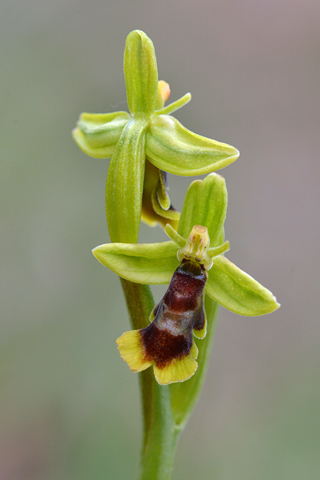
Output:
[[1, 1, 320, 479]]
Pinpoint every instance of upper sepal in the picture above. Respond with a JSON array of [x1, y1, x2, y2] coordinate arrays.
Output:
[[178, 173, 228, 246], [124, 30, 158, 116], [72, 111, 130, 158], [205, 256, 280, 316], [146, 115, 239, 176]]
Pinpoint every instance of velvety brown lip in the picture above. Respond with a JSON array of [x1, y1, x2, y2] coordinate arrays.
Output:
[[161, 260, 207, 313], [139, 259, 207, 368]]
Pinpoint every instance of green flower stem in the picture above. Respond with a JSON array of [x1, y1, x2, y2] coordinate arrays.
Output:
[[120, 278, 179, 480]]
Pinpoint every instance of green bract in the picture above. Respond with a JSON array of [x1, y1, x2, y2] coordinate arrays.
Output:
[[93, 174, 280, 317], [73, 30, 239, 243]]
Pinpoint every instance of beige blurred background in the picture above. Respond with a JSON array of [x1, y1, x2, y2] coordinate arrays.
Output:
[[1, 1, 320, 479]]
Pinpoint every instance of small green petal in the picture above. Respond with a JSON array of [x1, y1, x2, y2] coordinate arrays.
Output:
[[72, 111, 130, 158], [124, 30, 158, 115], [146, 115, 239, 175], [155, 93, 191, 116], [106, 117, 149, 243], [178, 173, 228, 246], [92, 241, 179, 284], [206, 256, 280, 316], [164, 224, 186, 247], [208, 241, 230, 258]]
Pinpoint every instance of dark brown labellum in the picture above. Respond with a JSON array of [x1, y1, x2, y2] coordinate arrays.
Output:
[[140, 259, 207, 368]]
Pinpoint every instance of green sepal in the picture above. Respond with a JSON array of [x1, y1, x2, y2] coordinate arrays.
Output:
[[178, 173, 228, 246], [206, 256, 280, 316], [105, 117, 149, 243], [124, 30, 158, 116], [92, 241, 179, 284], [146, 115, 239, 176], [72, 111, 130, 158]]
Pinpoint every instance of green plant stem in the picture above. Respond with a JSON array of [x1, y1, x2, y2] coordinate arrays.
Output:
[[120, 279, 179, 480]]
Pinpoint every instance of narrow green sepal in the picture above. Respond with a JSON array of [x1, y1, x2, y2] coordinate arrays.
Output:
[[106, 117, 149, 243], [92, 241, 179, 284], [164, 224, 186, 247], [124, 30, 158, 116], [206, 256, 280, 316], [146, 115, 239, 176], [72, 111, 130, 158], [178, 173, 228, 246]]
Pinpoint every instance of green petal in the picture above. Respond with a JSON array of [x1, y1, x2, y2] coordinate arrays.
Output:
[[106, 118, 149, 243], [146, 115, 239, 175], [72, 111, 130, 158], [124, 30, 158, 115], [164, 224, 186, 247], [206, 256, 280, 316], [155, 93, 191, 116], [92, 241, 179, 284], [178, 173, 228, 246]]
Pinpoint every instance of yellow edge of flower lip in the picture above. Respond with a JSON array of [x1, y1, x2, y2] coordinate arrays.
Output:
[[153, 353, 198, 385], [116, 330, 151, 373], [117, 329, 199, 385]]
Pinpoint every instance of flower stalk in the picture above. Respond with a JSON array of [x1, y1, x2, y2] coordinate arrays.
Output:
[[120, 279, 178, 480]]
